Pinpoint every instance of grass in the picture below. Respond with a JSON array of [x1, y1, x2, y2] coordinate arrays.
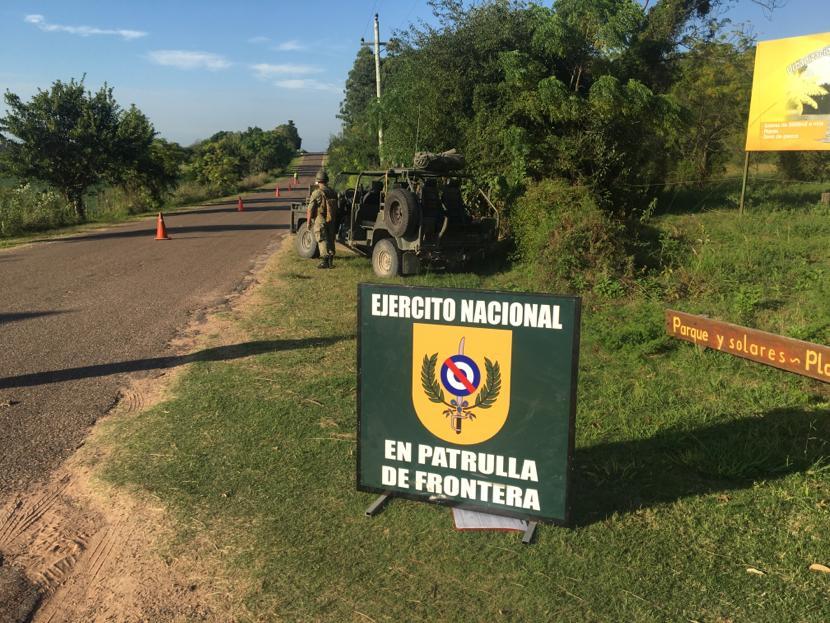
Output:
[[98, 196, 830, 621]]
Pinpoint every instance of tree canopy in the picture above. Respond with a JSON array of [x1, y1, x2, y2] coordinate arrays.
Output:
[[188, 125, 299, 194], [328, 0, 768, 286], [331, 1, 761, 209], [0, 79, 189, 220]]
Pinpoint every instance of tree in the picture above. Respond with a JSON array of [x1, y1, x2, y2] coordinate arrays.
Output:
[[777, 151, 830, 182], [330, 0, 778, 222], [117, 137, 186, 212], [275, 120, 302, 151], [338, 47, 377, 127], [372, 0, 680, 218], [240, 127, 294, 173], [0, 78, 154, 221], [192, 136, 245, 193], [189, 123, 299, 193], [669, 37, 754, 182], [327, 46, 383, 174]]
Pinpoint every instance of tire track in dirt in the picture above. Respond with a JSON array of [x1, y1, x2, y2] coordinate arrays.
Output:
[[0, 477, 72, 549], [35, 521, 127, 623]]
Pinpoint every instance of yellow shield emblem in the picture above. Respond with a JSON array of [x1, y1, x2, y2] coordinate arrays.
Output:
[[412, 323, 512, 445]]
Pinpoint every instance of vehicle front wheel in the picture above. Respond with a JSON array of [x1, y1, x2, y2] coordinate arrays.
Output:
[[372, 238, 400, 278], [295, 221, 319, 259]]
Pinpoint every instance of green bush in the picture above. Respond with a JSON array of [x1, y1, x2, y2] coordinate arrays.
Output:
[[512, 178, 631, 292], [170, 179, 211, 207], [0, 183, 76, 236], [777, 151, 830, 182], [239, 171, 272, 191], [88, 185, 163, 219]]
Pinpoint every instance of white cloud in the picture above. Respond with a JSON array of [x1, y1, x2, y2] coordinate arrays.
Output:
[[24, 14, 147, 41], [275, 40, 306, 51], [274, 79, 341, 92], [148, 50, 231, 71], [251, 63, 322, 79]]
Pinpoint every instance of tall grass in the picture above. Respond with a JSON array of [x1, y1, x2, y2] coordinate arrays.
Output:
[[0, 184, 77, 236], [170, 171, 281, 207]]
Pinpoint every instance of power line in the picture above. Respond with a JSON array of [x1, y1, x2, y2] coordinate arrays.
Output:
[[362, 0, 380, 40], [394, 0, 421, 35]]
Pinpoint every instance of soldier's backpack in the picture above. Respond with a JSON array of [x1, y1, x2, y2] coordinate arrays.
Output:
[[311, 188, 338, 223], [322, 189, 338, 223]]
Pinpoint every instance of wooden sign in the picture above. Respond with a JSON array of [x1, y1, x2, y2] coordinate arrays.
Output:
[[665, 309, 830, 383]]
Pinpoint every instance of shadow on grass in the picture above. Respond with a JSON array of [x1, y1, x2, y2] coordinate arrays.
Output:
[[656, 178, 830, 216], [656, 181, 739, 216], [0, 336, 352, 389], [573, 406, 830, 527]]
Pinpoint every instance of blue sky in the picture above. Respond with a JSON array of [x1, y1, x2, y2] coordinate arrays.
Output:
[[1, 1, 828, 150]]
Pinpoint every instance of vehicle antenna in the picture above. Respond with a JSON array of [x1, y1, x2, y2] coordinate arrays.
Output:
[[414, 103, 421, 157]]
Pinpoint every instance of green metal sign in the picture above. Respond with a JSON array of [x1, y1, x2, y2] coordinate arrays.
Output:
[[357, 284, 581, 525]]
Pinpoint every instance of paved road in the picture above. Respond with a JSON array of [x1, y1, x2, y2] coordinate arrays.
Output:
[[0, 153, 324, 499]]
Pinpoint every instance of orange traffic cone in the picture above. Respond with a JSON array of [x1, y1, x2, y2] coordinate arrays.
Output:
[[155, 213, 170, 240], [237, 196, 244, 212], [275, 185, 280, 198]]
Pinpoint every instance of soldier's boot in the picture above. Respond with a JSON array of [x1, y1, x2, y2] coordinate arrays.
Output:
[[327, 255, 334, 269], [317, 257, 330, 269]]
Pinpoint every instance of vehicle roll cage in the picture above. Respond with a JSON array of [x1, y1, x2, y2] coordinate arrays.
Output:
[[336, 169, 498, 244]]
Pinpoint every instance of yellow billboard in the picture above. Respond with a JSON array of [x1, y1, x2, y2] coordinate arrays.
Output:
[[746, 31, 830, 151]]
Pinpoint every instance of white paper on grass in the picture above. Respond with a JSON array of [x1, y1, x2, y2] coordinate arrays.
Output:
[[452, 507, 528, 532]]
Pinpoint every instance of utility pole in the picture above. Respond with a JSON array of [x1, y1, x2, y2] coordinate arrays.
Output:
[[361, 14, 386, 165]]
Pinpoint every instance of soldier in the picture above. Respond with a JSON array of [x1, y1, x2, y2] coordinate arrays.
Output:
[[306, 169, 338, 268], [293, 171, 299, 186]]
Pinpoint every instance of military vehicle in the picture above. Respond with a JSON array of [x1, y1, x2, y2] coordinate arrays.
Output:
[[290, 167, 498, 277]]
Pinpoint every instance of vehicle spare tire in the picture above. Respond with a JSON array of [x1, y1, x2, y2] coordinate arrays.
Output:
[[384, 187, 419, 238], [295, 221, 319, 259]]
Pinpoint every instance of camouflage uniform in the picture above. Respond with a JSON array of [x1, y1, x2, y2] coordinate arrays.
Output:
[[307, 183, 338, 267]]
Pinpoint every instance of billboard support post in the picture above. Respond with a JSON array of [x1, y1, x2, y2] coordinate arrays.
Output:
[[739, 151, 750, 215]]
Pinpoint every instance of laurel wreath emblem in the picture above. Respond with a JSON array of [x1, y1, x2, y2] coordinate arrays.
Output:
[[420, 353, 501, 429], [474, 358, 501, 409], [421, 353, 446, 404]]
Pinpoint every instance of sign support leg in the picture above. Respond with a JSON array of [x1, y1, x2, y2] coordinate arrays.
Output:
[[365, 493, 391, 517], [522, 521, 538, 545], [739, 151, 750, 215]]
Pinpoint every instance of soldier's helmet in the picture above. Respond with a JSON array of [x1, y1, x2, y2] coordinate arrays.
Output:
[[315, 169, 329, 183]]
